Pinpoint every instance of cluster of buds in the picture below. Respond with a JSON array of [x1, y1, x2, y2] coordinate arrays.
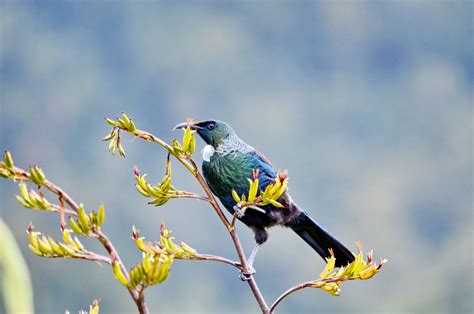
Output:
[[103, 113, 137, 157], [70, 298, 100, 314], [112, 226, 183, 289], [134, 160, 173, 206], [1, 152, 47, 187], [105, 112, 137, 133], [172, 118, 196, 157], [126, 252, 174, 288], [132, 225, 197, 259], [134, 161, 195, 207], [69, 204, 105, 235], [29, 165, 46, 186], [314, 242, 387, 296], [16, 182, 51, 211], [0, 151, 15, 178], [231, 169, 289, 213], [111, 259, 130, 287], [27, 224, 86, 258]]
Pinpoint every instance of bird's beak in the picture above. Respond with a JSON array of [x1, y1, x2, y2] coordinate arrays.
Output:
[[172, 121, 203, 131]]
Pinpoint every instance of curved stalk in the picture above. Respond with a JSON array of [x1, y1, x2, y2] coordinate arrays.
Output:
[[127, 128, 270, 313], [190, 253, 243, 270]]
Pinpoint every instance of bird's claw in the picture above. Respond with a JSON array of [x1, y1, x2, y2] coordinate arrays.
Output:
[[233, 203, 246, 218], [239, 265, 256, 281]]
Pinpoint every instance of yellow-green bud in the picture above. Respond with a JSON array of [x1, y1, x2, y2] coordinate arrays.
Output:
[[3, 151, 14, 169], [62, 229, 75, 246], [97, 204, 105, 226], [118, 143, 126, 157], [73, 236, 85, 251], [231, 189, 241, 203], [16, 195, 32, 208], [105, 118, 117, 126], [28, 244, 43, 256], [29, 166, 46, 186], [112, 261, 129, 286], [77, 204, 90, 234], [58, 242, 76, 256], [37, 236, 54, 255], [108, 137, 117, 154], [69, 217, 83, 235], [180, 241, 197, 256]]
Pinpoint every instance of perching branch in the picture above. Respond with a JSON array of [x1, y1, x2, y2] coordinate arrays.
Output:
[[189, 253, 243, 270], [107, 117, 270, 313], [47, 251, 112, 265]]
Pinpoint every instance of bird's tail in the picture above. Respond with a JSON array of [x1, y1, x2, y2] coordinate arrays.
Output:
[[286, 210, 354, 267]]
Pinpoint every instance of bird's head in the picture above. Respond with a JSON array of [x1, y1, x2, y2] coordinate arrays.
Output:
[[173, 119, 235, 147]]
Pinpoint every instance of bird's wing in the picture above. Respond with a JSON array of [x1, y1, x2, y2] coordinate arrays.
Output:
[[253, 149, 274, 168], [249, 150, 277, 186]]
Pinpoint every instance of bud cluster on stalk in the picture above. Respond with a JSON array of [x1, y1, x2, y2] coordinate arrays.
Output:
[[69, 203, 105, 235], [29, 165, 46, 186], [134, 161, 172, 206], [16, 182, 51, 211], [105, 112, 137, 133], [231, 169, 289, 213], [314, 242, 388, 296], [127, 252, 174, 288], [76, 299, 100, 314], [132, 225, 197, 259], [134, 160, 193, 206], [103, 113, 137, 157], [111, 259, 130, 287], [0, 151, 15, 178], [27, 224, 86, 258], [111, 224, 193, 288], [172, 124, 196, 157]]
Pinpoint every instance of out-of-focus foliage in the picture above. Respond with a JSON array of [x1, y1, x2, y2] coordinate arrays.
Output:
[[1, 1, 472, 313], [0, 219, 34, 314]]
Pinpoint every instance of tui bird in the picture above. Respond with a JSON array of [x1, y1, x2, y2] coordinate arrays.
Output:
[[174, 120, 354, 275]]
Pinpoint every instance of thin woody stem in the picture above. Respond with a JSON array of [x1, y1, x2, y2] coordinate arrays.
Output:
[[270, 281, 316, 313], [190, 253, 243, 270], [230, 213, 239, 230], [95, 229, 147, 314], [131, 130, 196, 174], [45, 252, 112, 265], [170, 192, 209, 202], [125, 128, 270, 313], [270, 276, 356, 312], [49, 204, 78, 216]]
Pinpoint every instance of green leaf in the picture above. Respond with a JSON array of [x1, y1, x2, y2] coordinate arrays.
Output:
[[0, 219, 34, 313]]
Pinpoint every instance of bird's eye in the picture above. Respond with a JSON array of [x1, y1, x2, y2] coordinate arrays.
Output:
[[207, 123, 216, 130]]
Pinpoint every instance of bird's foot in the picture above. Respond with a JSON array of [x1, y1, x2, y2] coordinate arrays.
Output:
[[239, 265, 256, 281], [233, 203, 246, 218]]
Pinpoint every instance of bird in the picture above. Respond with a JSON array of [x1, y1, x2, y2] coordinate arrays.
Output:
[[174, 120, 355, 277]]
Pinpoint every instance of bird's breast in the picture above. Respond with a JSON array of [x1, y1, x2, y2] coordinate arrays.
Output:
[[202, 154, 253, 201]]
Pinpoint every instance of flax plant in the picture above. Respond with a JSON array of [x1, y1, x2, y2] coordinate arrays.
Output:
[[0, 113, 387, 313]]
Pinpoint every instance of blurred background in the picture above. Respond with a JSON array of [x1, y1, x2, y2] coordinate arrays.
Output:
[[1, 1, 472, 313]]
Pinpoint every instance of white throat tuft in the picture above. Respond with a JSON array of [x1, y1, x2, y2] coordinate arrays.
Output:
[[201, 145, 215, 162]]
